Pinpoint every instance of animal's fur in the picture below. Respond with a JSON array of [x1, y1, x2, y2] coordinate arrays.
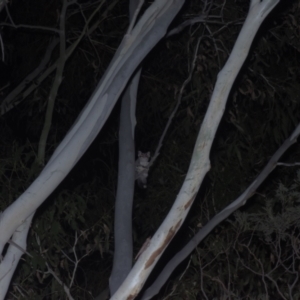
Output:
[[135, 151, 150, 188]]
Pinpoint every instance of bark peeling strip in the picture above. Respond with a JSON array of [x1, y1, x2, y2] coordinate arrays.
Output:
[[145, 219, 182, 269]]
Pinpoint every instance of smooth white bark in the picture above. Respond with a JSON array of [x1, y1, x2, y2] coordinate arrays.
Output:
[[0, 1, 184, 298], [109, 2, 141, 294], [0, 215, 32, 298], [111, 0, 280, 299]]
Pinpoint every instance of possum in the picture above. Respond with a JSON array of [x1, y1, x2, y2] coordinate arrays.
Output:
[[135, 151, 150, 188]]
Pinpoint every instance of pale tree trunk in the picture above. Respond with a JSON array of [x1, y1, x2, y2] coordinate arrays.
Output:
[[110, 0, 280, 299], [0, 1, 184, 298], [141, 120, 300, 299], [109, 0, 142, 293]]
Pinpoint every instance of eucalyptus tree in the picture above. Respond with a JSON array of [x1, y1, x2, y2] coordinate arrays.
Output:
[[0, 0, 298, 299]]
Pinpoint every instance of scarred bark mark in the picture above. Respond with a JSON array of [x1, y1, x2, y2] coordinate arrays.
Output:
[[184, 194, 196, 210], [127, 293, 137, 300], [145, 219, 182, 269]]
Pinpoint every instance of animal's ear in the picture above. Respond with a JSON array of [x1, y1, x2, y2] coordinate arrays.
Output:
[[146, 152, 150, 157], [138, 151, 142, 156]]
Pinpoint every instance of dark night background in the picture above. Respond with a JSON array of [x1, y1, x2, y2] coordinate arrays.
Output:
[[0, 0, 300, 298]]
